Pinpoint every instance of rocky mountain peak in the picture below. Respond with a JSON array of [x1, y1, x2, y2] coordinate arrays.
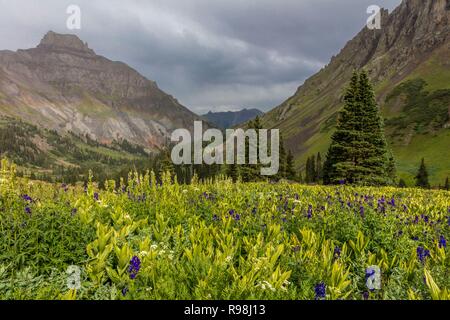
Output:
[[37, 31, 95, 55]]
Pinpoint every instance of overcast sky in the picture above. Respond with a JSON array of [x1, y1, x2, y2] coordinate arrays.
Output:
[[0, 0, 402, 113]]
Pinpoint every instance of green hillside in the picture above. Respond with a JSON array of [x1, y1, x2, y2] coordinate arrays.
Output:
[[0, 117, 150, 183], [259, 1, 450, 187]]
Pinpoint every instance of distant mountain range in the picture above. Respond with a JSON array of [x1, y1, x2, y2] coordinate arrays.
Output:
[[259, 0, 450, 185], [202, 108, 263, 129], [0, 31, 204, 151]]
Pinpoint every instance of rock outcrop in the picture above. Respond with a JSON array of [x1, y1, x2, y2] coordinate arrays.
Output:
[[0, 31, 203, 150]]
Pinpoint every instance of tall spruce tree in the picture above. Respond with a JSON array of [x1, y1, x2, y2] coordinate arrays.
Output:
[[444, 177, 449, 191], [286, 149, 296, 180], [278, 135, 287, 180], [241, 116, 263, 182], [415, 158, 430, 189], [310, 155, 316, 183], [305, 157, 312, 183], [316, 152, 323, 183], [305, 157, 309, 182], [159, 148, 175, 178], [226, 163, 239, 183], [323, 70, 392, 185]]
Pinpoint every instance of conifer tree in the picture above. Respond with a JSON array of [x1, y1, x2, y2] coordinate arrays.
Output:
[[278, 135, 287, 180], [305, 157, 311, 183], [415, 158, 430, 189], [241, 117, 263, 182], [323, 70, 392, 185], [286, 149, 296, 180], [310, 155, 316, 183], [316, 152, 322, 183], [445, 177, 449, 191], [159, 148, 175, 178], [227, 163, 239, 183]]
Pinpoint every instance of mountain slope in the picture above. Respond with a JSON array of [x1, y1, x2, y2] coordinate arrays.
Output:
[[0, 31, 203, 150], [0, 116, 151, 183], [202, 108, 263, 129], [260, 0, 450, 185]]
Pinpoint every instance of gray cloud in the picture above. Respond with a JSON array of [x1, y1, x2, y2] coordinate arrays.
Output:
[[0, 0, 401, 113]]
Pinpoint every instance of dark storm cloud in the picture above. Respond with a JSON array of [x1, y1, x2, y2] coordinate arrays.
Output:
[[0, 0, 401, 113]]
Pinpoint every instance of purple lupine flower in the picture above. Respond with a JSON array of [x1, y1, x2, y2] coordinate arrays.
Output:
[[94, 192, 99, 201], [213, 214, 219, 221], [417, 246, 430, 264], [128, 256, 141, 280], [359, 206, 365, 217], [22, 194, 33, 202], [71, 208, 77, 216], [402, 204, 408, 212], [439, 236, 447, 249], [61, 183, 68, 192], [338, 179, 346, 185], [334, 246, 341, 258], [122, 287, 128, 296], [229, 209, 235, 216], [307, 205, 312, 219], [362, 291, 369, 300], [234, 214, 241, 221], [252, 207, 257, 215], [25, 206, 32, 215], [314, 282, 326, 300], [388, 197, 395, 206]]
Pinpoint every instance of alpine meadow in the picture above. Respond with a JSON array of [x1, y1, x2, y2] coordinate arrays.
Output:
[[0, 0, 449, 303]]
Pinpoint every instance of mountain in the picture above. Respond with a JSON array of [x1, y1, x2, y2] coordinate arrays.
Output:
[[260, 0, 450, 185], [202, 108, 264, 129], [0, 31, 203, 151]]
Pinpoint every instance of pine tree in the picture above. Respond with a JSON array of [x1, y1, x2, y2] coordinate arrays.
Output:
[[316, 152, 322, 183], [286, 149, 296, 180], [415, 158, 430, 189], [305, 157, 311, 183], [159, 148, 175, 178], [227, 163, 239, 183], [445, 177, 449, 191], [309, 155, 316, 183], [323, 70, 392, 185], [241, 117, 263, 182]]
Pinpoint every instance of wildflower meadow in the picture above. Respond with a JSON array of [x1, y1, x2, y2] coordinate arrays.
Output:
[[0, 159, 449, 300]]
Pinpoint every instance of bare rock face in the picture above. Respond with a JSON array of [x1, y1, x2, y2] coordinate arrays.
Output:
[[0, 31, 202, 150]]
